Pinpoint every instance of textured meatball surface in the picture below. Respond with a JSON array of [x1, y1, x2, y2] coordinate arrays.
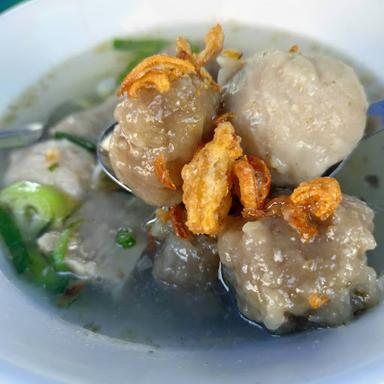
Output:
[[110, 75, 219, 206], [218, 196, 382, 332], [222, 50, 367, 186]]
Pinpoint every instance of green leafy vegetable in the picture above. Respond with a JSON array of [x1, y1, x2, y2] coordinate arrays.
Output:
[[113, 37, 171, 84], [113, 37, 201, 84], [48, 163, 59, 172], [189, 41, 200, 53], [0, 206, 29, 273], [51, 223, 79, 271], [29, 247, 70, 293], [53, 131, 96, 153], [115, 228, 136, 249], [0, 181, 78, 240], [0, 205, 74, 294], [117, 51, 155, 83], [112, 38, 169, 52]]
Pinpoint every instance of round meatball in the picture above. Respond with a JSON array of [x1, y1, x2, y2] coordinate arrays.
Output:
[[217, 195, 382, 332], [3, 139, 95, 199], [109, 75, 219, 206], [150, 218, 219, 289], [222, 50, 368, 186]]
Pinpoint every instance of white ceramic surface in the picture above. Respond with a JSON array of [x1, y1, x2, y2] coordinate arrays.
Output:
[[0, 0, 384, 383]]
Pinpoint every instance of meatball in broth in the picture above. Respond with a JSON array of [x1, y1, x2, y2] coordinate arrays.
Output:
[[109, 25, 224, 206], [218, 196, 382, 332], [222, 49, 368, 186], [110, 76, 219, 206]]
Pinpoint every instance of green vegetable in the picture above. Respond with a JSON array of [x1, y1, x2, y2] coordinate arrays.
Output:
[[112, 38, 169, 52], [189, 41, 200, 53], [113, 38, 171, 84], [0, 206, 29, 273], [48, 163, 59, 172], [29, 247, 69, 293], [53, 131, 96, 153], [114, 37, 201, 84], [51, 223, 79, 271], [115, 228, 136, 249], [0, 205, 73, 293], [0, 181, 78, 240], [117, 51, 155, 83]]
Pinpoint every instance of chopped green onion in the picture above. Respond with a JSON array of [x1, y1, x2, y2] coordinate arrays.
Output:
[[29, 247, 70, 293], [48, 163, 59, 172], [117, 51, 154, 83], [115, 228, 136, 249], [53, 131, 96, 153], [114, 37, 201, 85], [51, 222, 79, 271], [112, 38, 169, 52], [189, 41, 200, 53], [0, 206, 72, 293], [0, 206, 29, 273], [0, 181, 78, 240]]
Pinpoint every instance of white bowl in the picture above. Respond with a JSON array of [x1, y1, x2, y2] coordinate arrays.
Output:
[[0, 0, 384, 383]]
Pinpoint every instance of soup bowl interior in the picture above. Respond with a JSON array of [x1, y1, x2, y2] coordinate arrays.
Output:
[[0, 0, 384, 383]]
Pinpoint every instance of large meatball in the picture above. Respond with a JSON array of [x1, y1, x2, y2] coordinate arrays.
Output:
[[222, 49, 368, 186], [150, 218, 219, 289], [109, 75, 219, 206], [217, 195, 382, 332]]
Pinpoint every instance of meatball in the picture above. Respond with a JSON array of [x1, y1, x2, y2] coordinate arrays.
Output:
[[150, 218, 219, 289], [222, 49, 368, 186], [3, 139, 95, 199], [109, 75, 219, 206], [217, 195, 382, 332]]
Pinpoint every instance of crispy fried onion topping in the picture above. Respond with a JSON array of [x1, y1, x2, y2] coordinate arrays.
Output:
[[262, 178, 342, 242], [196, 24, 224, 67], [117, 55, 196, 97], [232, 155, 271, 219], [222, 49, 242, 59], [289, 44, 300, 53], [214, 112, 235, 125], [176, 24, 224, 90], [308, 293, 328, 309], [118, 24, 223, 97], [169, 204, 191, 239], [154, 154, 177, 190], [290, 177, 342, 221], [182, 122, 243, 236], [155, 205, 191, 239]]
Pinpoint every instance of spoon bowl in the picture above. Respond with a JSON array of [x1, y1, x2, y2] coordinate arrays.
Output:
[[96, 122, 133, 193], [322, 99, 384, 177]]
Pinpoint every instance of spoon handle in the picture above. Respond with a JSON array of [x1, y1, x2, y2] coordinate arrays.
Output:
[[0, 123, 44, 149], [366, 99, 384, 138]]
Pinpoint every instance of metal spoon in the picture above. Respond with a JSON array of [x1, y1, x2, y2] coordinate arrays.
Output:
[[322, 99, 384, 177], [0, 100, 87, 150], [0, 122, 44, 149], [96, 122, 133, 193], [97, 100, 384, 191]]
